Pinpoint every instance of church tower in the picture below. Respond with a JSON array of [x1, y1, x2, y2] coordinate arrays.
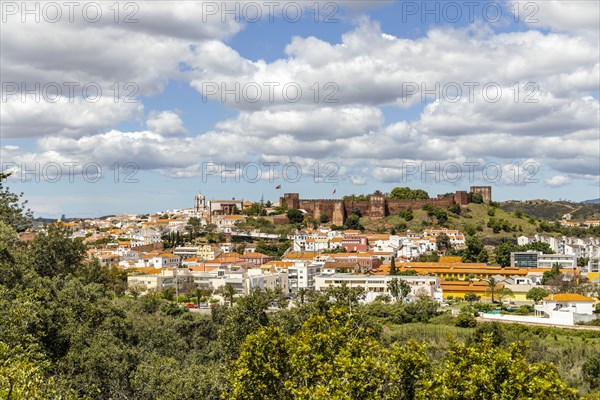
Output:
[[194, 192, 206, 213]]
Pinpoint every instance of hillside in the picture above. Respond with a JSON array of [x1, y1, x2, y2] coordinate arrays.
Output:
[[360, 203, 544, 241], [500, 200, 600, 221]]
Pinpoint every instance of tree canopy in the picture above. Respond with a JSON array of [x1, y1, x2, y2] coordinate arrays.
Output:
[[389, 187, 430, 200]]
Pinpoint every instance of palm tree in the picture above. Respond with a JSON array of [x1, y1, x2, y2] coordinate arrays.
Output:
[[296, 288, 309, 305], [486, 277, 498, 303], [219, 284, 237, 306]]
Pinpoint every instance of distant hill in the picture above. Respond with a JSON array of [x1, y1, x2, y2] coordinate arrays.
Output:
[[582, 198, 600, 204], [500, 200, 600, 221]]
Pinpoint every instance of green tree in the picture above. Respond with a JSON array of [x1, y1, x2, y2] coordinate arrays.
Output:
[[523, 241, 554, 254], [218, 284, 237, 306], [387, 278, 400, 301], [229, 326, 291, 400], [436, 233, 451, 251], [462, 237, 488, 263], [219, 288, 274, 362], [387, 278, 411, 303], [0, 343, 78, 400], [345, 214, 362, 231], [497, 288, 514, 305], [419, 336, 579, 399], [526, 287, 549, 304], [390, 187, 429, 200], [228, 307, 431, 400], [398, 208, 413, 221], [0, 173, 33, 232], [486, 277, 498, 303], [449, 203, 461, 215], [389, 256, 397, 275], [29, 224, 87, 278], [304, 217, 318, 229], [464, 292, 480, 303], [578, 257, 589, 269], [471, 193, 483, 204], [583, 354, 600, 389], [455, 310, 477, 328], [287, 209, 304, 224], [495, 241, 517, 267], [326, 282, 365, 309], [319, 214, 329, 224], [295, 288, 309, 305], [185, 216, 203, 240], [542, 263, 561, 285]]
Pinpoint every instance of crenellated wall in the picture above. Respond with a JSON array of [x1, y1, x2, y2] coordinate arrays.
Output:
[[280, 186, 490, 224]]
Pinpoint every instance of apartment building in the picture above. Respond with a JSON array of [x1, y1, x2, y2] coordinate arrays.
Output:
[[314, 274, 443, 303]]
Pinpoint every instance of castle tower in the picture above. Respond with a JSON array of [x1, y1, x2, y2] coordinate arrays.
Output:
[[470, 186, 492, 204], [333, 201, 345, 226], [280, 193, 300, 209], [369, 194, 387, 219]]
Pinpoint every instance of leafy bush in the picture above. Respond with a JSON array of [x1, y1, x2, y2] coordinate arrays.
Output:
[[455, 311, 477, 328]]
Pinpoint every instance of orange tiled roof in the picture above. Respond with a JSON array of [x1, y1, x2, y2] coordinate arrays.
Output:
[[242, 252, 271, 258], [262, 261, 295, 268], [158, 253, 178, 258], [213, 253, 245, 262], [439, 256, 462, 263], [285, 252, 318, 259], [331, 252, 373, 258], [544, 293, 595, 302]]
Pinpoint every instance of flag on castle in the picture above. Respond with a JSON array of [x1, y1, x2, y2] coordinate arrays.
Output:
[[332, 188, 336, 194], [275, 185, 281, 189]]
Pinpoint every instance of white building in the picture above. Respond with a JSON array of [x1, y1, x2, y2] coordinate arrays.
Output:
[[313, 274, 443, 303], [483, 293, 597, 326], [174, 246, 201, 259], [246, 268, 289, 294], [537, 253, 577, 269], [288, 263, 321, 294], [127, 268, 193, 293], [533, 294, 597, 325]]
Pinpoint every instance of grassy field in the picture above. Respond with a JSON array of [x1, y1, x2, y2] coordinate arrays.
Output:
[[360, 203, 543, 239]]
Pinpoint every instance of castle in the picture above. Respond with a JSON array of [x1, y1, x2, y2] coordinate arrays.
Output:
[[280, 186, 492, 225]]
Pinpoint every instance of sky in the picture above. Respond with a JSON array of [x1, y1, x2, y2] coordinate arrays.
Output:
[[1, 0, 599, 218]]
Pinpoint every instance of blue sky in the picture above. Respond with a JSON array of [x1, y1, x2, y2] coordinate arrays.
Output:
[[1, 1, 599, 217]]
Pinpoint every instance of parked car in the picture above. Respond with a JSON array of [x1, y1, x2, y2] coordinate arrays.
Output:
[[185, 303, 197, 309]]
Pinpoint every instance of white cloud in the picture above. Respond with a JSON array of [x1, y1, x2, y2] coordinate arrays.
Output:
[[146, 111, 188, 136], [2, 9, 598, 190], [215, 106, 384, 139], [189, 21, 599, 110], [0, 96, 143, 138], [545, 175, 572, 187], [509, 0, 600, 34]]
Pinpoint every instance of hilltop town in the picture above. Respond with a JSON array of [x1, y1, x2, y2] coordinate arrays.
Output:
[[23, 186, 598, 328]]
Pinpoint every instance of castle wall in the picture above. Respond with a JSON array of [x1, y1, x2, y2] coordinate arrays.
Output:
[[454, 191, 471, 206], [343, 201, 370, 217], [386, 198, 454, 213], [281, 186, 491, 224]]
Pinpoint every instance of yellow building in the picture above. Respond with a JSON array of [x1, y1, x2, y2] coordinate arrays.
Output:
[[441, 281, 504, 300], [197, 244, 217, 260]]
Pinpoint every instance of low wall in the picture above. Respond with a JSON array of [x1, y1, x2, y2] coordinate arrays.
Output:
[[481, 313, 575, 326]]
